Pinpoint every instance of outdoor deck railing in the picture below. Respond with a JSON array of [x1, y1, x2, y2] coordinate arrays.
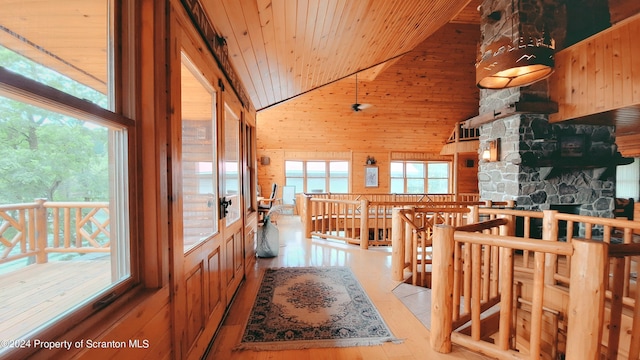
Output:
[[0, 199, 110, 265]]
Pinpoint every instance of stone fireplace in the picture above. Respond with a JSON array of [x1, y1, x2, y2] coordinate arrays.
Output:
[[476, 0, 618, 218]]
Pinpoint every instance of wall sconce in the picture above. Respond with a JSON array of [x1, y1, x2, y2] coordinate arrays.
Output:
[[482, 139, 501, 162], [260, 156, 270, 165], [366, 156, 376, 165]]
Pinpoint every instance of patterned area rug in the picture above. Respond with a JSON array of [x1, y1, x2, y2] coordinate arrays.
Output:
[[235, 266, 400, 350]]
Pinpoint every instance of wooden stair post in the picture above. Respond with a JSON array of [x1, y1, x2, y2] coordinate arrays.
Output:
[[430, 224, 455, 353], [303, 195, 312, 238], [391, 207, 405, 281], [360, 199, 369, 249], [566, 238, 607, 360]]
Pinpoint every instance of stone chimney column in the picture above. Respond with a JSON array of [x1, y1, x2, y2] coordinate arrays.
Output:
[[477, 0, 616, 219]]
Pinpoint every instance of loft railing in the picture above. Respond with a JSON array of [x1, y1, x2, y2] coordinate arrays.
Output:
[[417, 207, 640, 359], [446, 122, 480, 144], [0, 199, 110, 265], [302, 193, 501, 250]]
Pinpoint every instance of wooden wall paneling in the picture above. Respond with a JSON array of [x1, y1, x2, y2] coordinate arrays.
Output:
[[553, 41, 568, 121], [257, 150, 284, 194], [457, 154, 479, 194], [98, 303, 172, 360], [352, 152, 389, 193], [285, 151, 352, 160], [594, 32, 605, 112], [602, 30, 614, 108], [570, 46, 584, 116], [550, 13, 640, 124], [69, 289, 172, 360], [612, 27, 624, 108], [584, 38, 596, 112], [630, 18, 640, 104], [619, 22, 633, 106]]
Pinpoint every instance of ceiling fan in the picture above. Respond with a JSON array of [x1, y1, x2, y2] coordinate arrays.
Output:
[[351, 73, 372, 112]]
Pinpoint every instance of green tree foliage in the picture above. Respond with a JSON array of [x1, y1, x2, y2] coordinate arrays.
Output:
[[0, 46, 109, 203]]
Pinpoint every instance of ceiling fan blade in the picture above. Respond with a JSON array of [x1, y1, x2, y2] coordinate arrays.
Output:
[[352, 103, 372, 111], [352, 73, 373, 111]]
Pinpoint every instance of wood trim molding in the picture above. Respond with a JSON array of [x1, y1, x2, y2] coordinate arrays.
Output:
[[462, 101, 558, 129]]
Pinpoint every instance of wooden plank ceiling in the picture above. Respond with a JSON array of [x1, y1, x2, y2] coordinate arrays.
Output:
[[0, 0, 481, 114], [202, 0, 481, 111]]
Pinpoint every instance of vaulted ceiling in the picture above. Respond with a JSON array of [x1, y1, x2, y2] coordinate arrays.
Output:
[[202, 0, 482, 111]]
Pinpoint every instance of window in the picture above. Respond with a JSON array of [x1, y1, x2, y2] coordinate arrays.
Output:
[[285, 160, 349, 193], [390, 161, 450, 193], [285, 161, 304, 194], [180, 54, 218, 251], [243, 123, 257, 211], [329, 161, 349, 192], [616, 158, 639, 199], [427, 162, 451, 194], [0, 0, 134, 348]]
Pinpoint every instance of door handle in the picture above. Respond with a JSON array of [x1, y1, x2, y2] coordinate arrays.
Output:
[[219, 196, 232, 218]]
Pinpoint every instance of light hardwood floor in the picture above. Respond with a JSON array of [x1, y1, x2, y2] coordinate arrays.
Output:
[[204, 215, 490, 360]]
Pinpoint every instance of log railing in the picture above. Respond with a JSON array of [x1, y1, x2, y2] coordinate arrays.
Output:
[[475, 207, 640, 310], [446, 121, 480, 144], [428, 209, 640, 360], [302, 192, 480, 203], [0, 199, 110, 265], [392, 206, 471, 287], [303, 194, 495, 249], [389, 202, 514, 282], [297, 193, 481, 226]]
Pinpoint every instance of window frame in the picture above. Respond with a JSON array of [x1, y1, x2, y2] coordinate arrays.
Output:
[[0, 0, 140, 351], [285, 160, 350, 193], [390, 160, 451, 194], [426, 161, 451, 194]]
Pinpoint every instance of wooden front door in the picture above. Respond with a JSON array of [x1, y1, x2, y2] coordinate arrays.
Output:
[[169, 10, 244, 359]]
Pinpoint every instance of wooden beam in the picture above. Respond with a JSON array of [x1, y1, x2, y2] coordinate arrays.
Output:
[[462, 101, 558, 129]]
